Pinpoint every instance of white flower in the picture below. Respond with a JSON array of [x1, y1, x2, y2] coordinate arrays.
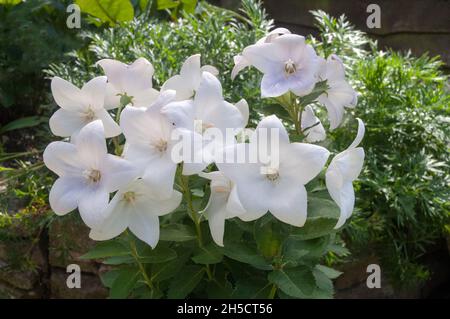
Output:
[[97, 57, 159, 109], [161, 54, 219, 101], [49, 76, 121, 138], [216, 115, 330, 226], [301, 105, 326, 143], [43, 120, 138, 229], [89, 179, 182, 248], [317, 54, 357, 130], [240, 34, 320, 98], [161, 72, 249, 174], [326, 118, 365, 229], [199, 171, 246, 246], [231, 27, 291, 80], [120, 90, 188, 199]]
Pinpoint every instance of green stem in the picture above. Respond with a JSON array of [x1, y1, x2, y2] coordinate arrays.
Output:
[[178, 172, 213, 280], [268, 284, 277, 299], [128, 232, 154, 290]]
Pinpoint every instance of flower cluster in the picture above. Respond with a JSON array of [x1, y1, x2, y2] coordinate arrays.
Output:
[[44, 29, 364, 248]]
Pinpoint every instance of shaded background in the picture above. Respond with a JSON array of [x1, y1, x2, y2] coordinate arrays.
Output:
[[212, 0, 450, 69]]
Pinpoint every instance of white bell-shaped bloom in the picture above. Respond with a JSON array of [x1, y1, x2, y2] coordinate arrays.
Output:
[[120, 90, 192, 199], [49, 76, 121, 139], [240, 34, 320, 98], [199, 171, 246, 246], [43, 120, 138, 229], [161, 72, 248, 174], [216, 115, 330, 226], [161, 54, 219, 101], [89, 179, 182, 248], [231, 27, 291, 80], [97, 57, 159, 109], [317, 54, 357, 130], [326, 119, 365, 229], [301, 106, 326, 143]]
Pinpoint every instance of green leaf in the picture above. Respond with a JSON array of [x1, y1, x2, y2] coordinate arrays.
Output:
[[206, 280, 233, 299], [100, 270, 120, 288], [222, 241, 272, 270], [254, 219, 284, 258], [159, 223, 196, 242], [268, 267, 316, 298], [232, 277, 272, 299], [103, 255, 134, 265], [315, 265, 342, 279], [109, 266, 140, 299], [312, 268, 334, 298], [80, 240, 129, 259], [139, 246, 177, 264], [156, 0, 179, 10], [75, 0, 134, 25], [167, 265, 205, 298], [290, 194, 339, 240], [192, 243, 223, 264], [181, 0, 197, 13], [0, 116, 47, 134], [151, 249, 192, 282], [0, 0, 22, 5]]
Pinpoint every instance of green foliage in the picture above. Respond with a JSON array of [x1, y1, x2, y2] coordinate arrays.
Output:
[[76, 0, 135, 26], [311, 10, 450, 287], [0, 0, 81, 124]]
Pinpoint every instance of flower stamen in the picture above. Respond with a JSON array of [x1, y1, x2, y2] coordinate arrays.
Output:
[[123, 191, 136, 203], [83, 169, 101, 184], [284, 59, 297, 76]]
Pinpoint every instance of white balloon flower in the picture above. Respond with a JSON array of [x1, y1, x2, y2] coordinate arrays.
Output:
[[199, 171, 246, 246], [89, 179, 182, 248], [49, 76, 121, 139], [97, 57, 159, 109], [317, 54, 358, 130], [161, 54, 219, 101], [217, 115, 330, 227], [301, 105, 326, 143], [43, 120, 138, 229], [231, 27, 291, 80], [120, 90, 196, 199], [161, 72, 249, 175], [326, 118, 365, 229], [239, 34, 320, 98]]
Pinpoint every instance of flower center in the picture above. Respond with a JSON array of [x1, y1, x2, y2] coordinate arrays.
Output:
[[284, 59, 297, 76], [123, 191, 136, 203], [84, 107, 96, 122], [153, 139, 168, 153], [83, 169, 101, 184], [264, 167, 280, 182]]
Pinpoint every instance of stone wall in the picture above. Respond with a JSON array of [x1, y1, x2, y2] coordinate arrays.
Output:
[[0, 217, 107, 299], [1, 216, 449, 298]]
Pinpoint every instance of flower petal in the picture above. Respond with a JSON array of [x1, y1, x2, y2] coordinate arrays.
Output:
[[51, 77, 87, 111], [142, 157, 177, 200], [81, 76, 107, 110], [269, 185, 307, 227], [95, 108, 122, 138], [348, 118, 365, 149], [74, 120, 108, 170], [78, 186, 110, 229], [49, 176, 87, 215], [128, 211, 160, 248], [101, 154, 138, 193], [281, 142, 330, 184], [43, 141, 82, 176], [89, 192, 130, 241], [201, 191, 228, 246], [49, 109, 87, 138]]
